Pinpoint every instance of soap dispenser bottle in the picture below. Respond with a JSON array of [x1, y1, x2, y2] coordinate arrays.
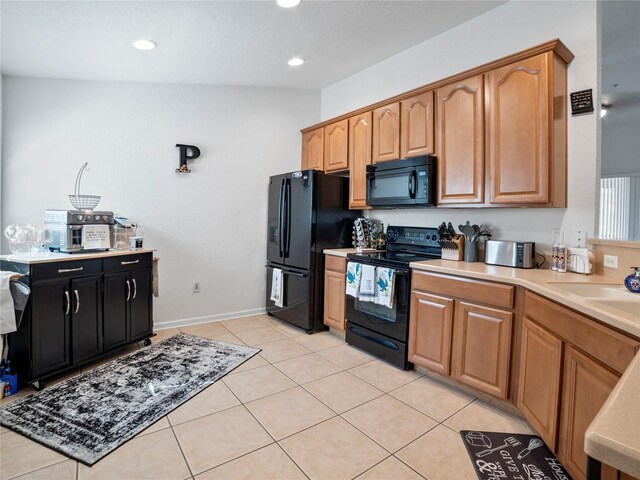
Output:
[[625, 267, 640, 293]]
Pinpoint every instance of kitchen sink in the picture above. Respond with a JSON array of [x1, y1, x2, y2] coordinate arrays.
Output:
[[549, 283, 640, 318]]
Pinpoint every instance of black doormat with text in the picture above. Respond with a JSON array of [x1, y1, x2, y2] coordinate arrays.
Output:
[[460, 430, 572, 480]]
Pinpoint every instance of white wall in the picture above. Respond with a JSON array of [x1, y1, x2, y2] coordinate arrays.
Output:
[[1, 77, 319, 327], [601, 103, 640, 176], [321, 0, 599, 251]]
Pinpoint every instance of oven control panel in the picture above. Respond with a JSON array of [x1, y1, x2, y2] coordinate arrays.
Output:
[[387, 226, 440, 247]]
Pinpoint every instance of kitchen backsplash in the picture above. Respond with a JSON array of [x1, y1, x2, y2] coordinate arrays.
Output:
[[588, 239, 640, 278]]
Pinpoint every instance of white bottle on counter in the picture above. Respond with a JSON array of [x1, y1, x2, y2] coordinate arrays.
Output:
[[552, 242, 559, 271]]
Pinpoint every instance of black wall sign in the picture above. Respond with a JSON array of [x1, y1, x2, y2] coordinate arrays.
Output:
[[570, 89, 594, 115], [175, 144, 201, 173]]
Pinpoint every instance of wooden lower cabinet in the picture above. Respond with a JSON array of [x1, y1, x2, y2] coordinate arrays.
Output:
[[451, 301, 513, 399], [517, 318, 562, 450], [408, 291, 454, 375], [559, 346, 619, 480], [409, 272, 514, 400], [323, 255, 347, 331]]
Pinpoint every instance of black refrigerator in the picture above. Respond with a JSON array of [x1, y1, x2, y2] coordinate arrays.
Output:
[[266, 169, 358, 333]]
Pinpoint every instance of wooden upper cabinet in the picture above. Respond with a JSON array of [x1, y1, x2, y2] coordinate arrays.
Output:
[[436, 75, 485, 204], [348, 111, 372, 209], [400, 92, 435, 158], [408, 290, 454, 375], [517, 318, 563, 451], [451, 301, 513, 399], [558, 346, 619, 480], [301, 127, 324, 171], [487, 52, 553, 204], [372, 102, 400, 163], [324, 120, 349, 172]]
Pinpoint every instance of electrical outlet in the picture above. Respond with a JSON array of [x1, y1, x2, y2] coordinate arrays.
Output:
[[604, 255, 618, 269], [193, 281, 201, 293], [551, 229, 562, 244], [574, 229, 586, 248]]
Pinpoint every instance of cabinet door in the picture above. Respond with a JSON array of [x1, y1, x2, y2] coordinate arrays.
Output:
[[559, 346, 619, 480], [70, 275, 103, 364], [323, 269, 346, 331], [30, 280, 71, 378], [372, 103, 400, 163], [348, 111, 372, 209], [401, 91, 435, 158], [436, 75, 484, 204], [517, 318, 562, 451], [130, 269, 153, 341], [452, 301, 513, 399], [408, 290, 454, 375], [487, 53, 550, 204], [103, 271, 130, 351], [324, 120, 349, 172], [301, 128, 324, 171]]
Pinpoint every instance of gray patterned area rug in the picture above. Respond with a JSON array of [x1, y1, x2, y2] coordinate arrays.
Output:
[[0, 333, 259, 466]]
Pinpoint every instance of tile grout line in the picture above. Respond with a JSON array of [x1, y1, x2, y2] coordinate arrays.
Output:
[[349, 453, 394, 479], [391, 453, 430, 480], [4, 458, 72, 480], [169, 424, 195, 479]]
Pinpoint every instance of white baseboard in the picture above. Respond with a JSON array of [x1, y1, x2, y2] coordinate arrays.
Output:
[[154, 307, 267, 330]]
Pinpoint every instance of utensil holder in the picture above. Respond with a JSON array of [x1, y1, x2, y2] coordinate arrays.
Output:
[[464, 240, 479, 262], [441, 236, 464, 261]]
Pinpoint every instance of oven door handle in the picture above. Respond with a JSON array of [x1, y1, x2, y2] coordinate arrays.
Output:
[[348, 325, 400, 351]]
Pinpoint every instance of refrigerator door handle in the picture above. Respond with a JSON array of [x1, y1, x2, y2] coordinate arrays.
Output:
[[278, 179, 285, 258], [264, 265, 308, 277], [284, 179, 291, 257]]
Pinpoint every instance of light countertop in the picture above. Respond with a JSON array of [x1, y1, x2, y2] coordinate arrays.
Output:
[[0, 248, 156, 265], [585, 351, 640, 478], [408, 259, 640, 476], [324, 248, 378, 258], [409, 259, 639, 339]]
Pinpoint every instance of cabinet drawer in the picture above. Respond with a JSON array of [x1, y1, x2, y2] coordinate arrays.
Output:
[[325, 255, 346, 273], [411, 270, 514, 309], [31, 259, 102, 283], [524, 291, 639, 375], [104, 253, 152, 273]]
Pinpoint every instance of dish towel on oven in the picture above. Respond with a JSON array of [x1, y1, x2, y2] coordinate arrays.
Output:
[[374, 267, 395, 308], [345, 262, 362, 297], [358, 265, 376, 302], [270, 268, 284, 308]]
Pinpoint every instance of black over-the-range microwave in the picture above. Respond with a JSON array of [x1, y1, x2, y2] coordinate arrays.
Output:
[[366, 155, 437, 208]]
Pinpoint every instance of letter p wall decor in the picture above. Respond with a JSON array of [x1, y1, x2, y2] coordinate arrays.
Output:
[[175, 144, 201, 173]]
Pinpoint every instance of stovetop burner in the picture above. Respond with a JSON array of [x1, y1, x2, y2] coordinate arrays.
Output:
[[347, 226, 442, 269]]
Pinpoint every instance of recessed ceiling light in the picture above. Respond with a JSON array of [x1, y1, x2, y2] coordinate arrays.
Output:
[[277, 0, 301, 8], [288, 57, 304, 67], [132, 39, 156, 50]]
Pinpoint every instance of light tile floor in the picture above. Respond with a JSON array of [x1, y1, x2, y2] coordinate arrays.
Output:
[[0, 314, 534, 480]]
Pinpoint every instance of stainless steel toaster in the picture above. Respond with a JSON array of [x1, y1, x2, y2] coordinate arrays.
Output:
[[484, 240, 536, 269]]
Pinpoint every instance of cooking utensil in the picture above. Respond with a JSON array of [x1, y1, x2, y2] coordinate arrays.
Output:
[[517, 438, 544, 459], [459, 221, 476, 241], [475, 436, 522, 458], [69, 163, 101, 210]]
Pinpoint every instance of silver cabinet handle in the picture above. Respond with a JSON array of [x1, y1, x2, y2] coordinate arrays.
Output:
[[132, 278, 137, 299], [74, 289, 80, 314], [64, 290, 70, 315], [126, 280, 131, 301]]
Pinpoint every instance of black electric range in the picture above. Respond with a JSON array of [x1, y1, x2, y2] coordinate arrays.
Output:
[[345, 226, 442, 369]]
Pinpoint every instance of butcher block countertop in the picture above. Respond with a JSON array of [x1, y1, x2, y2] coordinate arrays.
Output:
[[409, 259, 640, 478]]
